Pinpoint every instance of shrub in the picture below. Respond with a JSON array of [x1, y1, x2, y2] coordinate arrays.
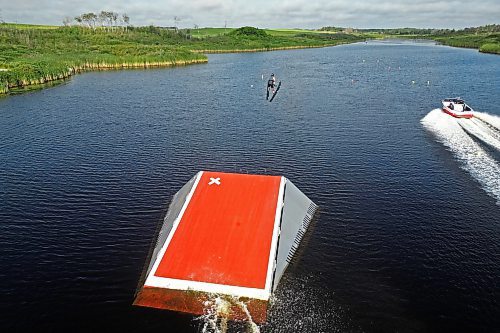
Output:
[[229, 27, 268, 38], [480, 43, 500, 54]]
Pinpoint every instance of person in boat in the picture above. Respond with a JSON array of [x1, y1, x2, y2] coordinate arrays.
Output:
[[448, 103, 454, 110], [267, 73, 276, 95]]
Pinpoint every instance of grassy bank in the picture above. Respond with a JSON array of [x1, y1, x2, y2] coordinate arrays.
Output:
[[358, 25, 500, 54], [432, 34, 500, 54], [0, 24, 363, 95], [0, 24, 210, 94], [397, 33, 500, 54]]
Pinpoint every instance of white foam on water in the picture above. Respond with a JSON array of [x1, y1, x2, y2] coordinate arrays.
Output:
[[421, 109, 500, 204], [197, 296, 229, 333], [458, 112, 500, 151], [194, 277, 351, 332], [260, 275, 352, 332], [475, 112, 500, 130], [195, 295, 261, 333], [236, 300, 260, 333]]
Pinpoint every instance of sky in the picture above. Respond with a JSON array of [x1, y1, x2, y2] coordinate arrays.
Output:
[[1, 0, 499, 29]]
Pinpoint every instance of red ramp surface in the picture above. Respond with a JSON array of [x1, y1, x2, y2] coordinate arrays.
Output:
[[155, 171, 281, 289]]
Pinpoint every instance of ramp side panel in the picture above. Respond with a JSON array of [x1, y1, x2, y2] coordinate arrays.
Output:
[[273, 179, 317, 290], [154, 171, 282, 290], [142, 174, 199, 279]]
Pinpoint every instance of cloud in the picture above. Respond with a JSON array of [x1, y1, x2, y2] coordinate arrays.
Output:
[[0, 0, 498, 29]]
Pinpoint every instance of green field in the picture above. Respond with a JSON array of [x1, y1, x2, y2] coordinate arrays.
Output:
[[191, 28, 234, 36], [192, 27, 339, 38], [184, 26, 362, 52], [192, 28, 318, 36], [0, 23, 58, 30]]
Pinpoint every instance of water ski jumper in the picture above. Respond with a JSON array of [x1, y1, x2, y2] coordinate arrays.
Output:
[[266, 73, 281, 102]]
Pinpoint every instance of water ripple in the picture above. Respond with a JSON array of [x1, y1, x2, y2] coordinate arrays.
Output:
[[1, 42, 500, 332]]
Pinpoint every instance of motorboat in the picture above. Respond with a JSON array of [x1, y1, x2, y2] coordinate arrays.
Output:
[[442, 98, 474, 119]]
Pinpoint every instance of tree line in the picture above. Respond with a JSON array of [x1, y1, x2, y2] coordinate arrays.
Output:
[[65, 11, 130, 31], [319, 24, 500, 35]]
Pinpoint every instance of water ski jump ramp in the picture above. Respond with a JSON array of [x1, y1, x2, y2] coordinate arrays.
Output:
[[134, 171, 318, 322]]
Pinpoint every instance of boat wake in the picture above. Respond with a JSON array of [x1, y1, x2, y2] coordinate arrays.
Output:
[[458, 113, 500, 151], [421, 109, 500, 204]]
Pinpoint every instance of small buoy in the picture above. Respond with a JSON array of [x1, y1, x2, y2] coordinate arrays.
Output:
[[251, 84, 253, 88], [411, 80, 415, 84]]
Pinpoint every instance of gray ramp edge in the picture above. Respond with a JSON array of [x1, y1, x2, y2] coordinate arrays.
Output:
[[272, 178, 317, 291], [143, 173, 198, 279]]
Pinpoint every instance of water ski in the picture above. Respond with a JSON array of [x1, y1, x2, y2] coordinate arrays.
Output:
[[269, 81, 281, 102]]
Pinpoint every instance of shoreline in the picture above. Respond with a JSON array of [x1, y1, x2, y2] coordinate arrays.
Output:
[[192, 42, 349, 53], [375, 36, 500, 55], [2, 38, 495, 96], [0, 59, 208, 95], [0, 43, 353, 96]]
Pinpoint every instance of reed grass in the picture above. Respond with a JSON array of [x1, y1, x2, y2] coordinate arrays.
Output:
[[479, 43, 500, 54], [0, 25, 207, 94], [432, 33, 500, 52]]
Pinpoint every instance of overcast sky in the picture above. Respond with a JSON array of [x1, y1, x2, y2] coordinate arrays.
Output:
[[1, 0, 499, 29]]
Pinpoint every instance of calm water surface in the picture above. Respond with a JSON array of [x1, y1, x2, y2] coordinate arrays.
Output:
[[1, 40, 499, 332]]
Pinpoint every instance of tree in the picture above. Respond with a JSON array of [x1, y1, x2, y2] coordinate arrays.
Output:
[[99, 11, 113, 31], [81, 12, 97, 29], [111, 12, 118, 31], [72, 11, 131, 32], [98, 11, 107, 29], [193, 24, 200, 38], [62, 17, 72, 26], [122, 13, 130, 31], [174, 16, 181, 30], [74, 15, 83, 27], [89, 12, 98, 29]]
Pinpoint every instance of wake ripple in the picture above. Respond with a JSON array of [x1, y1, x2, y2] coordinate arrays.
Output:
[[458, 114, 500, 151], [421, 109, 500, 204]]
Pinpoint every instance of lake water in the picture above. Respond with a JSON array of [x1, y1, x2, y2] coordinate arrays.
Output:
[[1, 40, 499, 332]]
